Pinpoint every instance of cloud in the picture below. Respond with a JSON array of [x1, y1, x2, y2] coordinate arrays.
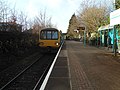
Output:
[[67, 0, 81, 9], [47, 0, 62, 8], [25, 0, 39, 18]]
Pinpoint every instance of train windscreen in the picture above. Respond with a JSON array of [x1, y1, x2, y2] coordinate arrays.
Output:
[[40, 30, 58, 40]]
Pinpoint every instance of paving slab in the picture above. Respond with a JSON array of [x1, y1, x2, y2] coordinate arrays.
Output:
[[45, 45, 71, 90], [66, 41, 120, 90], [45, 40, 120, 90], [45, 78, 70, 90]]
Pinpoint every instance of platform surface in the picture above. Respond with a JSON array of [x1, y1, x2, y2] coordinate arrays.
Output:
[[45, 41, 120, 90]]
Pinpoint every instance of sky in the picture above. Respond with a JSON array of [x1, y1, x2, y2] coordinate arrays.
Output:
[[8, 0, 82, 33], [7, 0, 113, 33]]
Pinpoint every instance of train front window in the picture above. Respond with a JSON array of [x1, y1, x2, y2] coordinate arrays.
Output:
[[47, 31, 52, 39], [52, 31, 58, 39], [40, 30, 58, 40], [40, 31, 46, 39]]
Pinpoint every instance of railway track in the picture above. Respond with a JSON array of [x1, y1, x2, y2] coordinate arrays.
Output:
[[0, 53, 41, 88], [0, 53, 56, 90]]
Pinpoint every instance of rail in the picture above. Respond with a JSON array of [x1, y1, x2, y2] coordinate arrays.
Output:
[[0, 54, 45, 90]]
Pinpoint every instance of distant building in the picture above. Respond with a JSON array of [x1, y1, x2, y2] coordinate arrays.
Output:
[[0, 22, 22, 32]]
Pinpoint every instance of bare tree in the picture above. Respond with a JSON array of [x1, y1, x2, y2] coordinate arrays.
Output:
[[9, 7, 29, 32], [0, 0, 8, 22], [0, 0, 10, 31], [0, 0, 55, 33], [17, 11, 28, 31], [32, 10, 55, 34], [9, 6, 17, 24], [27, 19, 34, 30]]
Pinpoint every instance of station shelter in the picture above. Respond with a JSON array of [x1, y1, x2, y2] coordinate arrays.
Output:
[[98, 24, 116, 48]]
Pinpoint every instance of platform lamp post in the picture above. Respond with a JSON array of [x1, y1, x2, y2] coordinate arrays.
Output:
[[113, 26, 117, 56], [84, 27, 86, 47], [113, 0, 117, 56], [110, 0, 119, 56]]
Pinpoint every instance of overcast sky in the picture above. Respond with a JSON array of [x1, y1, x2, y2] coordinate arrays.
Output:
[[8, 0, 113, 33]]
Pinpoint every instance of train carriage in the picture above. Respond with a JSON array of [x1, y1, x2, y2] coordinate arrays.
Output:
[[39, 28, 62, 52]]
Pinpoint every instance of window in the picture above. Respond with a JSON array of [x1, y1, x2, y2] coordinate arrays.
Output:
[[52, 31, 58, 39], [40, 30, 58, 40], [47, 31, 52, 39], [40, 31, 46, 39]]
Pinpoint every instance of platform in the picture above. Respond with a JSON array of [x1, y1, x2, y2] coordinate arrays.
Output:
[[45, 41, 71, 90], [45, 41, 120, 90]]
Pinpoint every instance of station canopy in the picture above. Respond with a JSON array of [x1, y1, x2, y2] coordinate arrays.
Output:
[[110, 8, 120, 26], [98, 24, 113, 31]]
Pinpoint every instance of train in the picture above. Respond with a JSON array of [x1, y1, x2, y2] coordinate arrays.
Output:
[[39, 28, 63, 52]]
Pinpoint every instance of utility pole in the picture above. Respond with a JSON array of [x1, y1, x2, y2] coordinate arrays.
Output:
[[113, 0, 117, 56], [84, 27, 86, 47], [113, 26, 117, 56]]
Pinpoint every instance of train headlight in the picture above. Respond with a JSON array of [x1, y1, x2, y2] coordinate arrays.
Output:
[[55, 42, 59, 46]]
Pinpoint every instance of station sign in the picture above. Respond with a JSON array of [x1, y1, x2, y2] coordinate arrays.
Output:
[[110, 8, 120, 26]]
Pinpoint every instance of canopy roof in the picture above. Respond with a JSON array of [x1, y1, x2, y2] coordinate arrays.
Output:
[[98, 24, 113, 31]]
